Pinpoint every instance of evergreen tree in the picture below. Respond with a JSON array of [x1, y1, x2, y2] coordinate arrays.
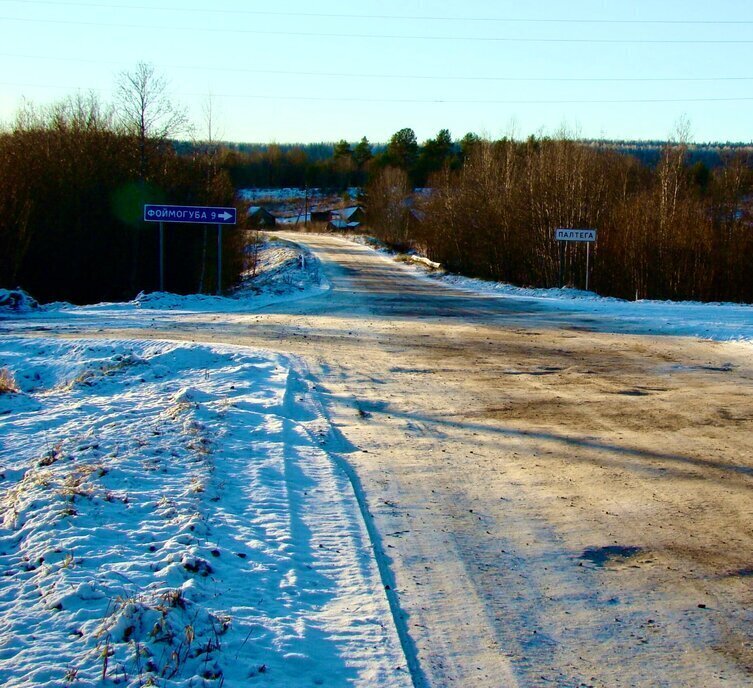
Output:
[[416, 129, 454, 184], [459, 132, 481, 161], [333, 139, 352, 159], [386, 128, 419, 171], [353, 136, 373, 168]]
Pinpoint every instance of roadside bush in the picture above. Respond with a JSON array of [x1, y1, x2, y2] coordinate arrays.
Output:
[[410, 138, 753, 302], [0, 368, 18, 394]]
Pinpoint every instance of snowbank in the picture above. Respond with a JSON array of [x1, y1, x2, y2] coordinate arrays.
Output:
[[428, 271, 753, 343], [9, 240, 328, 319], [0, 288, 38, 312], [0, 338, 410, 687], [235, 240, 326, 298]]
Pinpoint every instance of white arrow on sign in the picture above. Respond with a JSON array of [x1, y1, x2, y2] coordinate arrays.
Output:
[[218, 211, 232, 221]]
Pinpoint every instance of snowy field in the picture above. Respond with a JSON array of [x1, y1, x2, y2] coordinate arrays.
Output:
[[238, 189, 361, 226], [0, 338, 410, 687], [239, 189, 359, 203]]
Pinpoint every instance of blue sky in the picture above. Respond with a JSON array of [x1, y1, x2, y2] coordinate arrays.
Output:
[[2, 0, 753, 143]]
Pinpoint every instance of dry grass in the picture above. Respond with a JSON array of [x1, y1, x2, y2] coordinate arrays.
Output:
[[0, 367, 18, 394]]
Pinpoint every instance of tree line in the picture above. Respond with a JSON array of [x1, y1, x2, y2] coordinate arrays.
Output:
[[366, 135, 753, 303], [4, 67, 753, 306], [177, 127, 473, 190], [1, 110, 468, 305], [206, 132, 751, 192], [0, 64, 245, 305]]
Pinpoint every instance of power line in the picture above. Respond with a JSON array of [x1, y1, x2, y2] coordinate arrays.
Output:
[[4, 0, 753, 26], [4, 15, 753, 44], [4, 52, 753, 84], [191, 95, 753, 106], [2, 81, 752, 106]]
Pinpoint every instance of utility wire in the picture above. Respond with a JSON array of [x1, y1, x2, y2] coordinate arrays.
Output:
[[7, 52, 753, 82], [3, 81, 752, 105], [4, 0, 753, 25], [5, 52, 753, 83], [4, 15, 753, 43]]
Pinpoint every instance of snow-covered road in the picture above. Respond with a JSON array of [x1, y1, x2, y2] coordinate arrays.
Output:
[[3, 232, 753, 687]]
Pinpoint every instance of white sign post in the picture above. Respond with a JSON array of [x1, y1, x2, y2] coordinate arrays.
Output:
[[554, 228, 597, 291]]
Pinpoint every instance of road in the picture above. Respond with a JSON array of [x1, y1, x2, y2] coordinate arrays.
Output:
[[25, 233, 753, 686]]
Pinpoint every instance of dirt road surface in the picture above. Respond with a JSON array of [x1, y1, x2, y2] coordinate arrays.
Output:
[[19, 233, 753, 686]]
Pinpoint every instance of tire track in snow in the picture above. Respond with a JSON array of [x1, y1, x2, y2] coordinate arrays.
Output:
[[279, 360, 428, 688]]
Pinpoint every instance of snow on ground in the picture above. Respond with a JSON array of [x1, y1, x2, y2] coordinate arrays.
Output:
[[239, 189, 359, 204], [432, 271, 753, 343], [2, 228, 751, 345], [87, 239, 325, 312], [0, 338, 410, 687], [235, 240, 326, 299], [1, 227, 752, 686], [0, 289, 38, 313], [239, 189, 360, 225], [343, 233, 753, 345], [0, 241, 328, 332]]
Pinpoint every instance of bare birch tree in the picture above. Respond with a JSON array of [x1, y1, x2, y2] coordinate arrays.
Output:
[[116, 62, 189, 178]]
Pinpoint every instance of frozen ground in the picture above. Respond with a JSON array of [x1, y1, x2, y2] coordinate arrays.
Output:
[[4, 234, 751, 346], [427, 273, 753, 343], [0, 338, 410, 687], [2, 232, 753, 687]]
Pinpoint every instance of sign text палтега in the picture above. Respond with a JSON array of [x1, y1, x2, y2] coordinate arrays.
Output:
[[554, 228, 596, 242]]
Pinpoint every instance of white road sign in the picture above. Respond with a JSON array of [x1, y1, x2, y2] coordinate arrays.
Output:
[[555, 228, 597, 242]]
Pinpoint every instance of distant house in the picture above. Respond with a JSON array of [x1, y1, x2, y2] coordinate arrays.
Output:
[[327, 218, 362, 231], [332, 205, 365, 224], [310, 210, 331, 223], [327, 205, 365, 231], [247, 206, 277, 228]]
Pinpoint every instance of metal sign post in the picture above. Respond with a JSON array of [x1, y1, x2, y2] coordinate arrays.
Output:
[[217, 224, 223, 295], [586, 242, 591, 292], [159, 222, 165, 291], [143, 204, 237, 293], [554, 228, 597, 291]]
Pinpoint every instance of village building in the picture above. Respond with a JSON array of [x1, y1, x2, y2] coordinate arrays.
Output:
[[331, 205, 366, 225], [327, 218, 363, 231], [247, 206, 277, 228], [310, 210, 332, 223], [327, 205, 366, 231]]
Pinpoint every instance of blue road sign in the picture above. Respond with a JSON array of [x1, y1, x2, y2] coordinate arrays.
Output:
[[144, 204, 237, 225]]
